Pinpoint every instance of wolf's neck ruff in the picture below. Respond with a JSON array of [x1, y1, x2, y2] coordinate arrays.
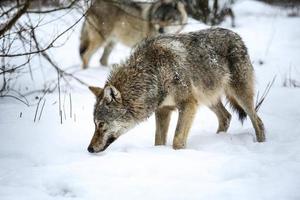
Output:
[[106, 66, 160, 122]]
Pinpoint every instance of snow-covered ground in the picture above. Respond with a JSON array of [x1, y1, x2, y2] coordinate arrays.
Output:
[[1, 1, 300, 199]]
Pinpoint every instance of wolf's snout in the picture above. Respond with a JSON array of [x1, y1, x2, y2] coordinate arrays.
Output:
[[87, 146, 95, 153]]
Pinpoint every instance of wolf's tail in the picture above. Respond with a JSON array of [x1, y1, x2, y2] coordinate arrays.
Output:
[[79, 20, 89, 57], [227, 96, 247, 124]]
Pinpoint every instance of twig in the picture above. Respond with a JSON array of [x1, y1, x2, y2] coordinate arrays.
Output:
[[255, 90, 260, 109], [255, 76, 276, 112], [33, 97, 42, 122], [0, 94, 29, 106], [283, 65, 300, 88], [33, 87, 49, 122], [0, 3, 20, 18], [22, 87, 56, 96], [58, 70, 63, 124], [9, 88, 30, 105], [38, 99, 46, 121], [63, 92, 67, 120], [69, 93, 72, 118], [0, 57, 32, 75]]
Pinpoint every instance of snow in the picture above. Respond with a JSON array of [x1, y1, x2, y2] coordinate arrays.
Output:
[[1, 1, 300, 199]]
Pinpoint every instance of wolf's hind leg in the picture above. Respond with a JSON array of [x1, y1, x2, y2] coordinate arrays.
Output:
[[80, 36, 103, 69], [100, 41, 115, 66], [231, 92, 265, 142], [79, 21, 104, 69], [173, 100, 198, 150], [155, 107, 173, 146], [227, 70, 265, 142], [210, 100, 231, 133]]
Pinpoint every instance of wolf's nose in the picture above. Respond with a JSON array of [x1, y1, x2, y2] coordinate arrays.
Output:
[[159, 27, 164, 34], [87, 146, 95, 153]]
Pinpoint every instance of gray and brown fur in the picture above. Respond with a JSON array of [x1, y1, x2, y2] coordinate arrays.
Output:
[[79, 0, 187, 68], [87, 28, 265, 153]]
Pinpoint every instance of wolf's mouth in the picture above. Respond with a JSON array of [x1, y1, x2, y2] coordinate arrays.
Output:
[[88, 136, 117, 153], [102, 136, 117, 151]]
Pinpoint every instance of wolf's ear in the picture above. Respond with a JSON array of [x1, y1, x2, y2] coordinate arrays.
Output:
[[88, 86, 103, 97], [103, 85, 122, 103]]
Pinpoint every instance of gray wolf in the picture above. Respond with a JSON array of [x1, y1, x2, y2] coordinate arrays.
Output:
[[87, 28, 265, 153], [79, 0, 187, 68]]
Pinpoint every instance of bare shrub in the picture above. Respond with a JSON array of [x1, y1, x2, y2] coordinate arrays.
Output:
[[282, 67, 300, 88]]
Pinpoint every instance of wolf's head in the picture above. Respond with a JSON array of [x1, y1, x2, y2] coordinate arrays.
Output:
[[150, 0, 187, 34], [87, 85, 134, 153]]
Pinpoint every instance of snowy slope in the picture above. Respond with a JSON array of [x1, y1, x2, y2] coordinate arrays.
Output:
[[1, 1, 300, 199]]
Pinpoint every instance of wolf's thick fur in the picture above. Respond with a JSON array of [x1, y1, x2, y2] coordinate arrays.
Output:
[[79, 0, 187, 68], [87, 28, 265, 153]]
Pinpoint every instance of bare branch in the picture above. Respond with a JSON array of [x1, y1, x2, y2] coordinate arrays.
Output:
[[0, 11, 86, 57], [30, 23, 88, 86], [0, 94, 29, 106], [0, 0, 30, 36]]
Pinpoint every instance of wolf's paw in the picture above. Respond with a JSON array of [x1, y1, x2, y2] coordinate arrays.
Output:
[[100, 59, 108, 66], [172, 141, 186, 150], [256, 135, 266, 143]]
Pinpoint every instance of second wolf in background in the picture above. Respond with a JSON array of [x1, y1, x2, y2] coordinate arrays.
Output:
[[79, 0, 187, 68]]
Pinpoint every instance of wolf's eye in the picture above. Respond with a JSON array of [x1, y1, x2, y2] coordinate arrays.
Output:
[[98, 122, 105, 128]]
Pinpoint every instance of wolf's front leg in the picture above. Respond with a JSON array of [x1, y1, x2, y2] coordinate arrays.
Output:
[[210, 100, 232, 133], [100, 41, 115, 66], [173, 100, 198, 150], [155, 107, 173, 146]]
